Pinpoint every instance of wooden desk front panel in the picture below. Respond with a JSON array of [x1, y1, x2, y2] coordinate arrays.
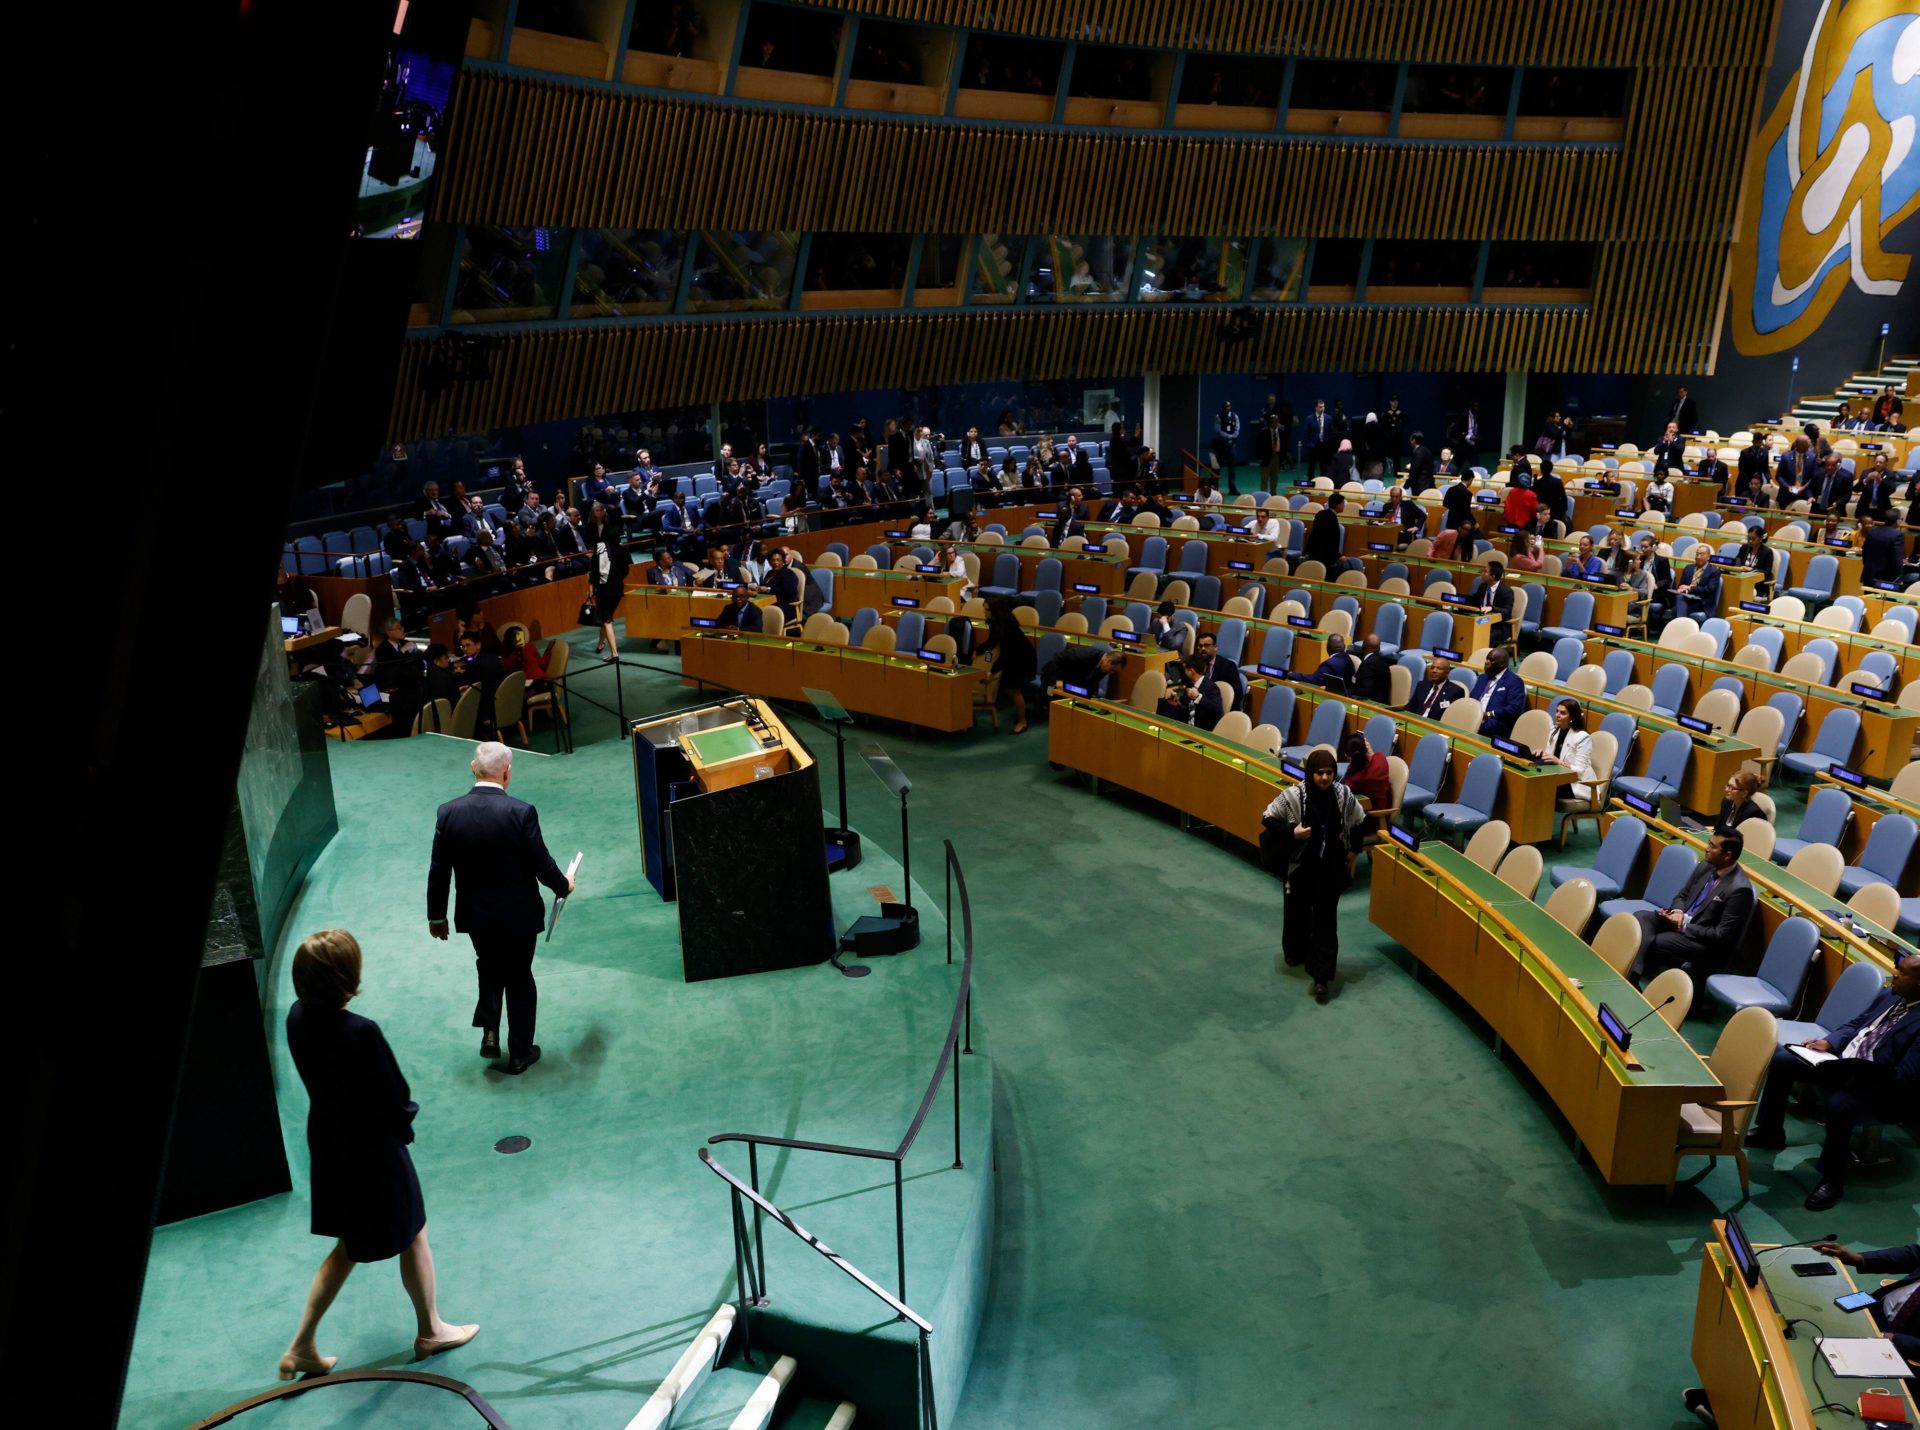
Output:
[[427, 573, 590, 650], [1047, 701, 1272, 846], [1726, 612, 1920, 686], [680, 635, 980, 733], [618, 584, 757, 641], [830, 570, 967, 617]]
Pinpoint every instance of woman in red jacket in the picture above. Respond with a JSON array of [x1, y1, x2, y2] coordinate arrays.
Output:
[[1341, 731, 1392, 811]]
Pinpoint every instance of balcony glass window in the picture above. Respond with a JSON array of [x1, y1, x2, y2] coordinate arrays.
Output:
[[1026, 236, 1133, 303], [571, 230, 684, 318], [451, 226, 570, 323], [685, 231, 799, 312], [1137, 237, 1248, 302]]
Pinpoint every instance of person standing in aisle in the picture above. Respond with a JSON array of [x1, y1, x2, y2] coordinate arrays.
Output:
[[1261, 748, 1368, 1004], [1212, 400, 1243, 494]]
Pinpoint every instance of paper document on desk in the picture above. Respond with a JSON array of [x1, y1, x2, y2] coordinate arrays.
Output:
[[1817, 1337, 1911, 1378], [546, 853, 583, 942], [1788, 1045, 1839, 1068]]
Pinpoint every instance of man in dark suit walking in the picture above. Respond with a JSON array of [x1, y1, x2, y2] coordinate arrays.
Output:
[[428, 743, 575, 1074], [1748, 951, 1919, 1210], [1631, 829, 1754, 980]]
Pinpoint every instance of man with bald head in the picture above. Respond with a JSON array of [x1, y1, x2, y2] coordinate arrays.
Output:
[[427, 742, 575, 1075]]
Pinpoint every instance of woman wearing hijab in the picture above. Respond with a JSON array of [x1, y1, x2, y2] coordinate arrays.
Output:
[[1328, 438, 1358, 484], [1261, 747, 1369, 1003]]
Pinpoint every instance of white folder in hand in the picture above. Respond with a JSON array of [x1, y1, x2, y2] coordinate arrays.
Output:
[[546, 853, 583, 942]]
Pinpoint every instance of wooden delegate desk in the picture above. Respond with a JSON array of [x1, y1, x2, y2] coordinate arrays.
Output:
[[1628, 808, 1910, 1008], [286, 624, 346, 655], [1584, 634, 1920, 780], [1112, 577, 1503, 663], [619, 581, 774, 641], [1727, 609, 1920, 686], [1523, 680, 1759, 813], [886, 538, 1127, 596], [679, 629, 984, 733], [893, 611, 1173, 702], [1371, 841, 1721, 1185], [1245, 676, 1580, 843], [426, 573, 590, 650], [1083, 522, 1269, 580], [1693, 1220, 1918, 1430], [829, 567, 967, 617], [1046, 695, 1289, 846], [1812, 771, 1920, 888]]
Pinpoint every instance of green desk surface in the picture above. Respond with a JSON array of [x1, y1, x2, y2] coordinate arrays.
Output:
[[1522, 682, 1751, 755], [1414, 844, 1718, 1087], [1750, 1245, 1919, 1426], [683, 723, 762, 764], [1588, 637, 1901, 720], [709, 633, 976, 677], [1271, 682, 1575, 780]]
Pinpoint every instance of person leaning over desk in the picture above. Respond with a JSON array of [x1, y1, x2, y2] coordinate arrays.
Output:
[[1262, 747, 1369, 1005], [1747, 951, 1920, 1211], [1809, 1238, 1918, 1367]]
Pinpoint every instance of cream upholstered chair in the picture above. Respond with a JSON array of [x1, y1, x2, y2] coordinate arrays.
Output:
[[1510, 708, 1554, 751], [1099, 615, 1134, 638], [410, 697, 453, 736], [1129, 670, 1167, 711], [1440, 697, 1484, 733], [1813, 604, 1856, 630], [922, 633, 959, 660], [1732, 643, 1772, 670], [1273, 600, 1307, 623], [1751, 790, 1776, 823], [1335, 568, 1368, 588], [1615, 684, 1654, 711], [1013, 606, 1040, 628], [1293, 559, 1327, 582], [340, 592, 373, 640], [1870, 618, 1911, 643], [1495, 844, 1543, 899], [1543, 877, 1597, 934], [1519, 651, 1559, 683], [801, 612, 841, 641], [1214, 680, 1238, 716], [1060, 535, 1088, 552], [1658, 617, 1701, 649], [1735, 816, 1775, 861], [1172, 514, 1201, 530], [1213, 710, 1253, 743], [848, 553, 880, 570], [524, 637, 570, 734], [1891, 761, 1920, 802], [978, 530, 1006, 546], [446, 686, 481, 740], [491, 671, 528, 745], [1463, 819, 1512, 871], [814, 550, 843, 568], [1378, 576, 1411, 596], [1404, 538, 1433, 559], [1644, 968, 1694, 1030], [1388, 664, 1414, 708], [1669, 1006, 1778, 1196], [1425, 582, 1456, 600], [1733, 706, 1783, 784], [1692, 687, 1741, 734], [1779, 651, 1825, 682], [1264, 557, 1291, 575], [1589, 911, 1643, 977], [895, 553, 924, 570], [925, 595, 956, 614], [1056, 612, 1089, 634], [1838, 667, 1881, 691], [1565, 665, 1607, 697], [1785, 843, 1843, 896], [862, 624, 898, 651], [972, 667, 1002, 729], [1683, 633, 1718, 659], [1223, 596, 1257, 618], [1847, 881, 1901, 929], [1554, 729, 1617, 846], [1133, 510, 1162, 528], [1103, 535, 1129, 559], [1767, 594, 1804, 618], [960, 597, 988, 618], [1019, 534, 1050, 550], [1317, 610, 1354, 640], [1127, 571, 1161, 601], [1246, 722, 1285, 756], [1162, 579, 1192, 606], [1901, 682, 1920, 715]]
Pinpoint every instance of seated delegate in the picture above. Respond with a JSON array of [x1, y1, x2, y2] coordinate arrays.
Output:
[[1631, 829, 1754, 981]]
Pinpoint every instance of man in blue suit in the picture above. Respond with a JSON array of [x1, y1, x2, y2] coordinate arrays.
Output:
[[428, 743, 575, 1075], [1672, 543, 1722, 620], [1748, 951, 1920, 1210], [1469, 648, 1527, 738]]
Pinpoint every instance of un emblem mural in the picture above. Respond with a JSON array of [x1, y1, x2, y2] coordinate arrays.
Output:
[[1730, 0, 1920, 355]]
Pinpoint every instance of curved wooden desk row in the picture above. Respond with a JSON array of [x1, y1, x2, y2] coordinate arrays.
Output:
[[678, 629, 984, 733], [874, 606, 1177, 701], [1520, 679, 1760, 815], [1584, 634, 1920, 781], [1371, 841, 1721, 1186], [1617, 807, 1910, 1004], [1725, 609, 1920, 687], [1811, 770, 1920, 878], [1694, 1220, 1918, 1430]]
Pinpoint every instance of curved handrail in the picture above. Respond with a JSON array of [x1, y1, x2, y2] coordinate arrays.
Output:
[[708, 839, 975, 1167], [183, 1369, 510, 1429]]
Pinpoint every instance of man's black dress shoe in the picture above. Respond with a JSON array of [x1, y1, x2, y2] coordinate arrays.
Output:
[[480, 1031, 500, 1059], [1745, 1127, 1786, 1150], [503, 1045, 541, 1076], [1804, 1179, 1843, 1211], [1312, 981, 1331, 1004]]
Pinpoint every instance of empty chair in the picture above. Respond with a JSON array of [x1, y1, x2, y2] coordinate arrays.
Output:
[[1704, 916, 1820, 1017], [1126, 536, 1169, 583], [1257, 626, 1295, 670], [1551, 638, 1584, 682], [1549, 816, 1646, 899], [1129, 670, 1167, 711], [1774, 959, 1888, 1047], [1190, 575, 1222, 609], [1767, 594, 1805, 620], [1538, 590, 1595, 646], [1691, 687, 1741, 734], [1032, 589, 1064, 626], [1615, 683, 1655, 711], [1735, 816, 1776, 861], [1517, 583, 1547, 643], [1669, 1006, 1778, 1196], [1281, 699, 1349, 764], [1214, 617, 1248, 664], [847, 607, 881, 646], [1847, 880, 1902, 930], [1779, 707, 1860, 780], [1362, 712, 1397, 760], [1601, 648, 1636, 694], [1615, 728, 1693, 803], [1080, 596, 1109, 630], [1495, 844, 1544, 898], [1423, 753, 1502, 842], [1764, 690, 1803, 761], [1772, 785, 1853, 865], [1785, 843, 1845, 896], [1213, 710, 1254, 743], [978, 552, 1023, 600], [1565, 664, 1607, 697], [1697, 618, 1731, 657], [1463, 819, 1513, 872], [1835, 813, 1918, 898], [1785, 552, 1838, 606], [1257, 683, 1296, 738], [1371, 603, 1406, 657], [1648, 663, 1692, 719], [1801, 637, 1841, 684], [1399, 732, 1452, 819], [1893, 761, 1920, 802], [1857, 648, 1900, 687], [1025, 556, 1064, 596], [1597, 841, 1700, 921], [1643, 968, 1695, 1031], [861, 624, 898, 652], [1542, 877, 1597, 935], [1748, 626, 1785, 668], [1590, 911, 1644, 977], [894, 611, 927, 651], [1518, 651, 1559, 683], [1410, 610, 1455, 655], [1813, 603, 1860, 631]]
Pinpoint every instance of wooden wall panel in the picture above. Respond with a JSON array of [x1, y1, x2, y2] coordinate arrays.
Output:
[[390, 307, 1601, 441]]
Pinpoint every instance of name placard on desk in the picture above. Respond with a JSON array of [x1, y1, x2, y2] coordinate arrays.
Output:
[[1499, 524, 1519, 534], [1739, 600, 1769, 613], [1615, 508, 1639, 519], [1433, 646, 1463, 661], [1367, 541, 1394, 552], [1288, 615, 1313, 628], [917, 563, 944, 574], [1257, 663, 1291, 679], [1873, 580, 1905, 591], [1061, 681, 1092, 697], [1850, 683, 1888, 701], [1476, 493, 1501, 504], [1621, 792, 1657, 815], [1107, 630, 1140, 645], [1281, 760, 1306, 781], [1594, 622, 1625, 636], [690, 616, 720, 629], [1441, 592, 1469, 605], [1710, 555, 1736, 565], [1227, 559, 1255, 571], [1678, 714, 1711, 733], [1036, 510, 1058, 520], [1828, 538, 1853, 548], [1596, 1002, 1633, 1051], [1725, 495, 1747, 505], [1490, 736, 1527, 757], [1829, 765, 1867, 787], [1388, 824, 1421, 851], [884, 529, 909, 538], [891, 596, 921, 608], [916, 648, 947, 664], [1072, 581, 1101, 593]]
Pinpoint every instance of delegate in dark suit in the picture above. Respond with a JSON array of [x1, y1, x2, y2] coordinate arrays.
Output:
[[1632, 852, 1755, 980], [1861, 515, 1907, 585], [427, 764, 572, 1067], [1750, 953, 1919, 1209], [1469, 663, 1527, 739], [1406, 675, 1458, 721], [1466, 575, 1516, 647]]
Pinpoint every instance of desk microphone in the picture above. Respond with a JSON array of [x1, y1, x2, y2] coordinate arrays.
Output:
[[1756, 1231, 1839, 1256], [1623, 995, 1677, 1032]]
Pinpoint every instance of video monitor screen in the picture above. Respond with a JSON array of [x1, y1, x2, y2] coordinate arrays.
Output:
[[354, 7, 456, 239]]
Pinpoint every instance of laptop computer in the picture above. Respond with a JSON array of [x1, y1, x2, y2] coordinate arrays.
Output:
[[359, 684, 382, 710]]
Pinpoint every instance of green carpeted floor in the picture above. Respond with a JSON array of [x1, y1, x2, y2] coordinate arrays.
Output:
[[124, 633, 1918, 1429]]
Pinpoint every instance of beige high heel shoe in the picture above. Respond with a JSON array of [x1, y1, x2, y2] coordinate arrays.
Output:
[[277, 1351, 337, 1381]]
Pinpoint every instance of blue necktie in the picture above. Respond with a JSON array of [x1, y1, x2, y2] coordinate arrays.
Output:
[[1686, 873, 1718, 916]]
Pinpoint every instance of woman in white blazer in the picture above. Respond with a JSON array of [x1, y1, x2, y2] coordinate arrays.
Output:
[[1542, 700, 1596, 803]]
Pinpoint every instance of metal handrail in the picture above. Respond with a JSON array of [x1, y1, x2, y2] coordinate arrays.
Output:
[[184, 1370, 511, 1428]]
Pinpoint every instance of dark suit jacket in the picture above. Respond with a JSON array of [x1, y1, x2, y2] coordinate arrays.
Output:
[[1660, 864, 1756, 955], [1353, 652, 1393, 704], [1813, 469, 1854, 512], [1696, 458, 1730, 492], [1675, 561, 1722, 606], [1471, 668, 1527, 737], [1737, 445, 1771, 485], [1863, 524, 1907, 584], [1467, 579, 1515, 622], [1406, 678, 1458, 720], [717, 600, 764, 631], [1406, 444, 1436, 493], [1651, 437, 1687, 472], [794, 440, 820, 486], [1306, 507, 1345, 565], [1670, 397, 1699, 432], [1828, 991, 1920, 1090], [427, 785, 569, 937]]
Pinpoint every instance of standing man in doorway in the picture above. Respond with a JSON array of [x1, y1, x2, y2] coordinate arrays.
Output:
[[428, 742, 575, 1075]]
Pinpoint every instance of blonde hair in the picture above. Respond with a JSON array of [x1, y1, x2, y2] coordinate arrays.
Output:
[[292, 929, 363, 1007]]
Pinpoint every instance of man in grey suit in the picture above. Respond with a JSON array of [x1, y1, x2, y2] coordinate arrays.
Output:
[[427, 743, 574, 1074], [1632, 829, 1755, 980]]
